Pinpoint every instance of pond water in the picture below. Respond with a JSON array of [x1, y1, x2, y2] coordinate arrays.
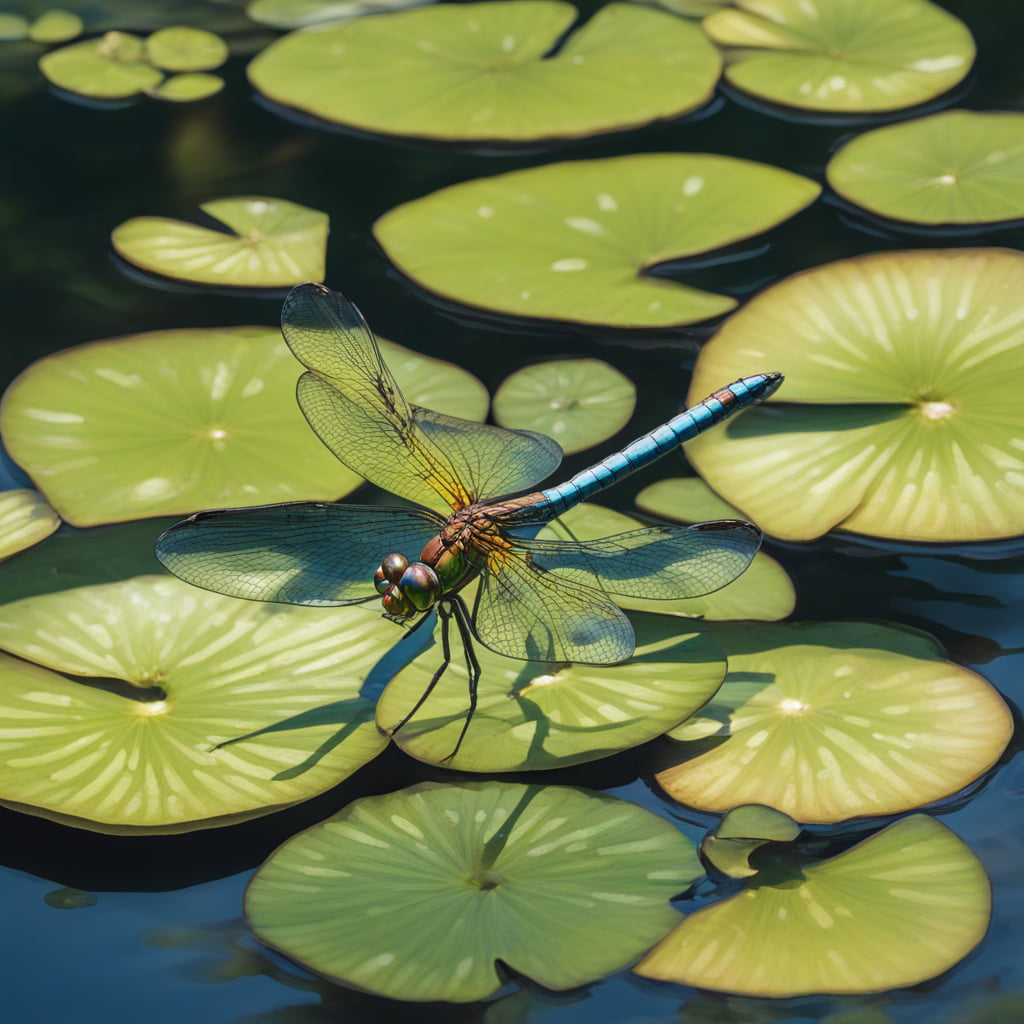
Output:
[[2, 1, 1023, 1021]]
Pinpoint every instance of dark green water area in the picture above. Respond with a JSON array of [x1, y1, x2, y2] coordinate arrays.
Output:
[[2, 1, 1023, 1021]]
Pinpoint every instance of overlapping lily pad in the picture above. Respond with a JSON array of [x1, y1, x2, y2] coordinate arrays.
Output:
[[248, 1, 721, 143], [493, 359, 635, 455], [636, 476, 745, 524], [827, 111, 1024, 227], [39, 30, 164, 99], [636, 815, 991, 995], [700, 804, 800, 879], [0, 489, 60, 560], [702, 0, 975, 115], [111, 197, 328, 288], [685, 248, 1024, 542], [0, 325, 486, 526], [144, 26, 228, 71], [655, 621, 1012, 823], [245, 781, 700, 1000], [0, 576, 397, 833], [247, 0, 434, 29], [375, 154, 820, 327]]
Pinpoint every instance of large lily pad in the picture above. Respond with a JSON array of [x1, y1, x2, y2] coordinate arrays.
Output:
[[0, 489, 60, 561], [702, 0, 975, 115], [245, 781, 701, 1000], [636, 815, 991, 995], [0, 577, 396, 833], [0, 325, 486, 526], [248, 1, 721, 143], [375, 154, 819, 328], [655, 621, 1012, 823], [685, 248, 1024, 542], [39, 30, 164, 99], [111, 197, 328, 288], [827, 111, 1024, 227], [247, 0, 434, 30]]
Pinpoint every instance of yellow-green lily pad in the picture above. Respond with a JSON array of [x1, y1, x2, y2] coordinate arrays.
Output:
[[111, 197, 328, 288], [0, 13, 30, 40], [39, 30, 164, 99], [656, 621, 1012, 823], [375, 154, 820, 328], [0, 577, 396, 833], [0, 489, 60, 560], [636, 476, 745, 524], [702, 0, 975, 115], [144, 26, 228, 71], [246, 0, 434, 30], [637, 815, 991, 995], [28, 9, 83, 43], [245, 780, 701, 1000], [827, 110, 1024, 227], [700, 804, 801, 879], [0, 325, 486, 526], [248, 1, 721, 143], [147, 71, 225, 102], [685, 248, 1024, 542]]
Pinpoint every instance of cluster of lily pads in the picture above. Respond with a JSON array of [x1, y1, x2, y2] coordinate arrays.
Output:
[[0, 0, 1019, 1011]]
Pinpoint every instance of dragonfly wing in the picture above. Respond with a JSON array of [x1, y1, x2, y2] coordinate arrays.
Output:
[[471, 549, 634, 665], [515, 521, 761, 599], [155, 502, 445, 606]]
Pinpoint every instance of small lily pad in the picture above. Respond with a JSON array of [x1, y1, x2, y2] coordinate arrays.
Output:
[[28, 9, 83, 44], [702, 0, 975, 115], [827, 110, 1024, 227], [0, 489, 60, 560], [636, 815, 992, 995], [39, 30, 164, 99], [636, 476, 745, 524], [0, 577, 396, 833], [0, 14, 30, 40], [700, 804, 800, 879], [247, 0, 434, 29], [245, 780, 701, 1000], [111, 197, 328, 288], [375, 154, 819, 327], [656, 621, 1013, 823], [0, 325, 486, 526], [493, 359, 636, 455], [144, 26, 228, 72], [147, 71, 225, 102], [685, 248, 1024, 542], [248, 1, 721, 143]]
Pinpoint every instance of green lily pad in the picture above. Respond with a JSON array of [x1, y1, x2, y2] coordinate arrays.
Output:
[[633, 0, 728, 16], [246, 0, 434, 30], [656, 621, 1013, 823], [248, 1, 721, 143], [685, 248, 1024, 542], [542, 503, 795, 622], [28, 9, 83, 43], [636, 814, 991, 995], [700, 804, 800, 879], [827, 110, 1024, 227], [111, 197, 328, 288], [39, 31, 164, 99], [493, 359, 636, 455], [636, 476, 744, 524], [245, 780, 701, 1000], [0, 325, 486, 526], [377, 610, 725, 771], [147, 71, 225, 102], [0, 14, 30, 40], [375, 154, 819, 328], [0, 489, 60, 561], [702, 0, 975, 115], [0, 577, 396, 833], [144, 26, 228, 71]]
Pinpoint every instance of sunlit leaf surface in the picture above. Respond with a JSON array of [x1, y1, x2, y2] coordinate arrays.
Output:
[[39, 30, 164, 98], [144, 26, 228, 71], [247, 0, 434, 29], [700, 804, 800, 879], [636, 476, 745, 524], [0, 489, 60, 561]]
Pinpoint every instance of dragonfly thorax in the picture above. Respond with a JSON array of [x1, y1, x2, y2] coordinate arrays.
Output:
[[374, 553, 442, 622]]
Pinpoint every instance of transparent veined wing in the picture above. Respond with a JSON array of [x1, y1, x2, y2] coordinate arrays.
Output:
[[155, 501, 446, 606]]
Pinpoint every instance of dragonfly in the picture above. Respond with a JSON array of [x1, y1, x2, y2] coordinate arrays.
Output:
[[156, 282, 782, 758]]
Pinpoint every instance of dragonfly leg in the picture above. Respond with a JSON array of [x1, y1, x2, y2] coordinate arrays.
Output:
[[387, 602, 454, 740], [440, 595, 481, 763]]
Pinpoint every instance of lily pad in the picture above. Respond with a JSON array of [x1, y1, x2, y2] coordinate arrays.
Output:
[[685, 248, 1024, 542], [111, 197, 328, 288], [827, 110, 1024, 227], [148, 71, 225, 102], [0, 324, 486, 526], [39, 30, 164, 99], [0, 489, 60, 561], [28, 9, 83, 43], [0, 577, 396, 833], [702, 0, 975, 115], [245, 780, 701, 1000], [377, 610, 726, 771], [656, 621, 1013, 823], [248, 1, 721, 143], [0, 14, 29, 40], [636, 815, 991, 995], [700, 804, 800, 879], [247, 0, 434, 30], [636, 476, 745, 524], [375, 154, 820, 328], [144, 26, 228, 71], [493, 359, 636, 455]]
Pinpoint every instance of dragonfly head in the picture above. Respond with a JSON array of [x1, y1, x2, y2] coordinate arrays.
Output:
[[374, 554, 441, 622]]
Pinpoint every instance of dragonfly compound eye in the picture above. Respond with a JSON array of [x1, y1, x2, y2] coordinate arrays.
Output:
[[381, 585, 416, 621], [379, 552, 409, 584], [398, 563, 441, 611]]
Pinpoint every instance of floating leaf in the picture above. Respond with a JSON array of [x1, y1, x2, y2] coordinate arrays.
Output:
[[375, 154, 819, 327], [28, 9, 83, 44], [702, 0, 975, 114], [247, 0, 434, 30], [493, 359, 635, 455], [700, 804, 800, 879], [378, 610, 725, 771], [0, 489, 60, 561], [637, 815, 991, 995], [633, 0, 728, 16], [111, 197, 328, 288], [148, 71, 224, 102], [246, 780, 700, 1000], [636, 476, 744, 524], [685, 248, 1024, 542], [248, 1, 721, 142], [0, 325, 486, 526], [0, 14, 29, 40], [827, 110, 1024, 227], [39, 31, 164, 99], [656, 621, 1012, 823], [0, 577, 395, 833], [144, 26, 228, 71]]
